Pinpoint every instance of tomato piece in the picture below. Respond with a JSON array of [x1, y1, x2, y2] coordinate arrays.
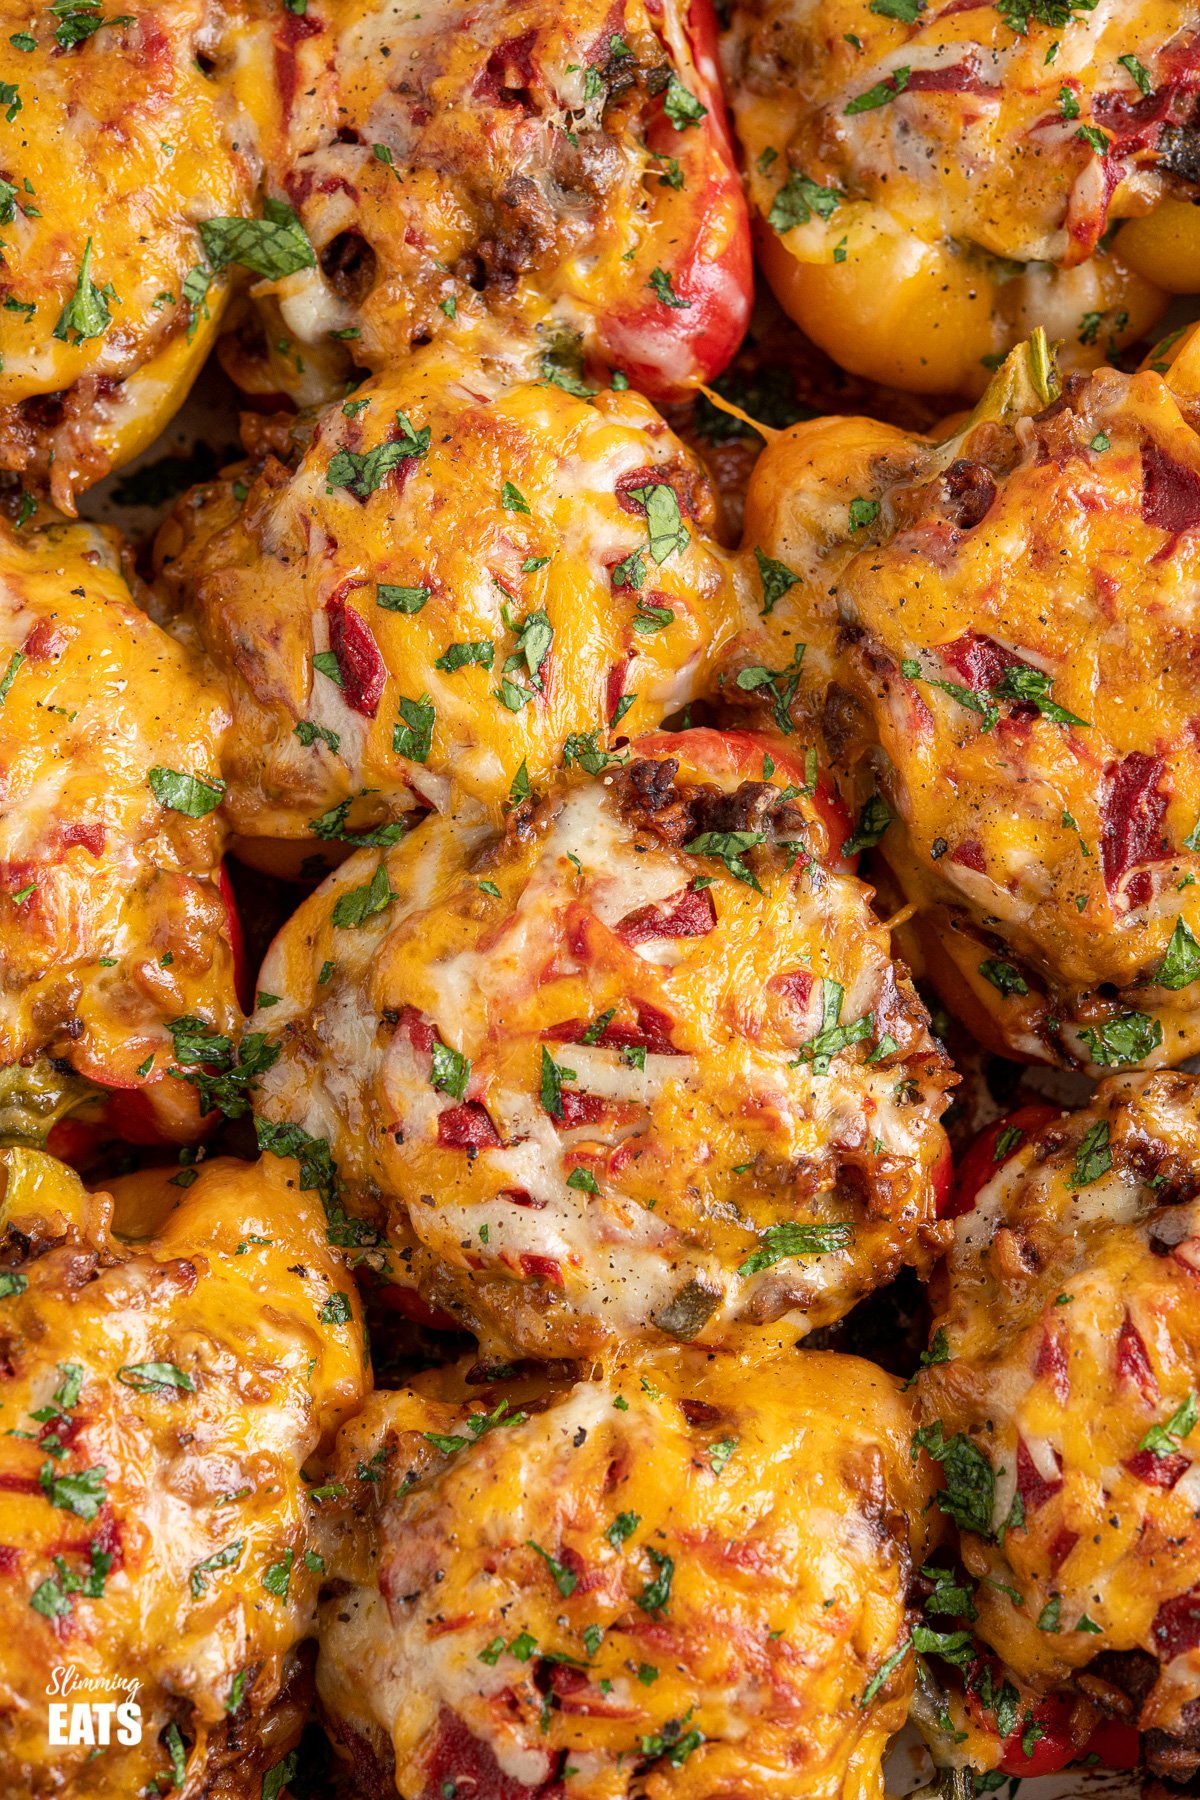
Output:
[[632, 727, 855, 874], [939, 632, 1024, 692], [907, 909, 1051, 1066], [1124, 1447, 1189, 1488], [945, 1104, 1063, 1219], [985, 1694, 1140, 1778], [616, 886, 716, 945], [101, 1083, 183, 1147], [44, 1117, 102, 1167], [1115, 1311, 1158, 1401], [594, 0, 752, 397], [326, 595, 387, 718], [520, 1253, 564, 1286], [967, 1679, 1086, 1779], [437, 1103, 502, 1150], [1100, 751, 1167, 904], [420, 1706, 560, 1800], [1084, 1719, 1141, 1770], [1141, 439, 1200, 536], [996, 1690, 1080, 1777], [1151, 1584, 1200, 1661], [1015, 1436, 1065, 1516]]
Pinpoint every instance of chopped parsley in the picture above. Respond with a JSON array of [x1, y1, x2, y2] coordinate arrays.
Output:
[[845, 67, 910, 113], [39, 1461, 107, 1522], [294, 719, 340, 753], [789, 977, 872, 1073], [754, 547, 799, 615], [255, 1118, 375, 1249], [165, 1015, 279, 1120], [377, 583, 430, 613], [767, 171, 841, 234], [52, 238, 116, 345], [116, 1361, 194, 1395], [430, 1039, 470, 1102], [199, 199, 316, 279], [626, 481, 689, 563], [1139, 1391, 1198, 1458], [0, 650, 24, 704], [262, 1549, 294, 1600], [639, 1718, 703, 1766], [990, 664, 1089, 727], [1076, 123, 1110, 155], [683, 828, 765, 891], [734, 645, 805, 735], [995, 0, 1098, 33], [562, 730, 627, 776], [994, 1124, 1026, 1162], [326, 409, 430, 498], [902, 1327, 952, 1389], [1155, 918, 1200, 990], [662, 71, 706, 129], [424, 1399, 527, 1458], [738, 1218, 853, 1276], [911, 1421, 995, 1536], [708, 1437, 738, 1474], [50, 1, 133, 50], [331, 861, 396, 929], [979, 959, 1029, 997], [1078, 1011, 1162, 1067], [182, 263, 212, 342], [633, 599, 673, 633], [1068, 1118, 1111, 1188], [605, 1510, 641, 1549], [648, 267, 690, 308], [859, 1639, 911, 1706], [263, 1751, 299, 1800], [509, 760, 531, 805], [921, 1562, 977, 1619], [30, 1542, 111, 1619], [394, 693, 435, 763], [435, 639, 494, 673], [527, 1539, 578, 1597], [148, 766, 226, 817], [1118, 52, 1151, 94], [842, 794, 891, 857], [636, 1547, 674, 1615], [540, 1046, 577, 1119], [310, 796, 405, 848]]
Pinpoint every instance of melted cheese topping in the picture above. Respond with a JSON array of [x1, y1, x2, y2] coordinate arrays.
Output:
[[0, 518, 238, 1141], [725, 337, 1200, 1071], [155, 341, 742, 836], [919, 1073, 1200, 1751], [223, 0, 750, 400], [0, 0, 252, 508], [252, 727, 952, 1358], [0, 1148, 367, 1800], [723, 0, 1190, 392], [316, 1340, 932, 1800]]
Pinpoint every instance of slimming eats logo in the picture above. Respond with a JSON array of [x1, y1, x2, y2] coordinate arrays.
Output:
[[46, 1665, 142, 1746]]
